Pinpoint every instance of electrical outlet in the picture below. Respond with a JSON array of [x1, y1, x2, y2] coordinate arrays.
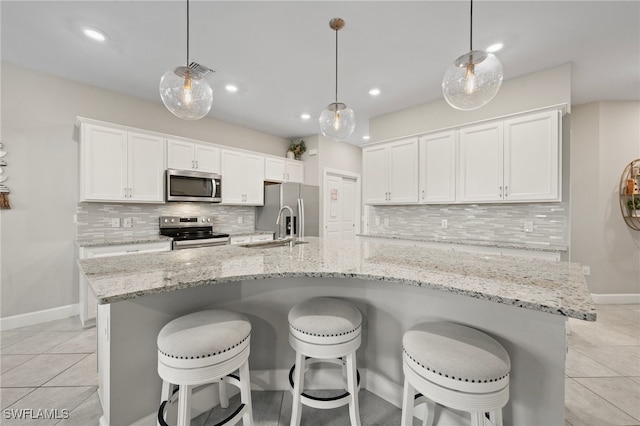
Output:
[[237, 216, 243, 224], [441, 219, 448, 229], [123, 217, 132, 228], [111, 218, 120, 228], [375, 217, 380, 226], [524, 221, 534, 233], [383, 218, 390, 227], [582, 266, 591, 276]]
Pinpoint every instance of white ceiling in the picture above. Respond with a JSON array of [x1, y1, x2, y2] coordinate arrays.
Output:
[[2, 1, 639, 145]]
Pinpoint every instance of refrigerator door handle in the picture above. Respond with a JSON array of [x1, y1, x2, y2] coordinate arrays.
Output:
[[298, 198, 305, 239]]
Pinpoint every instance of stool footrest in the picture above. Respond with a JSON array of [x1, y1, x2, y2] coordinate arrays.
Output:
[[157, 375, 248, 426], [288, 360, 361, 410]]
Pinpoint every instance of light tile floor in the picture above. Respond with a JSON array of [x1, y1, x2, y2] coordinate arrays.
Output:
[[1, 305, 638, 425]]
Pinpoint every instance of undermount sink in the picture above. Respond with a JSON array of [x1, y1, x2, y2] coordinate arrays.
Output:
[[239, 239, 309, 249]]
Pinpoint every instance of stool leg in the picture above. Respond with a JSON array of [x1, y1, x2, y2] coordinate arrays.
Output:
[[290, 351, 306, 426], [470, 412, 484, 426], [239, 359, 254, 426], [218, 380, 229, 409], [400, 376, 415, 426], [177, 385, 192, 426], [345, 352, 361, 426], [422, 399, 435, 426]]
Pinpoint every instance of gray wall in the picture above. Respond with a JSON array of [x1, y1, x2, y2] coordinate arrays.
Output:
[[570, 102, 640, 295], [0, 62, 288, 319]]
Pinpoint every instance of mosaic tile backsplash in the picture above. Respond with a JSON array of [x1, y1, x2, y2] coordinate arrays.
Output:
[[76, 203, 255, 242], [367, 203, 568, 246]]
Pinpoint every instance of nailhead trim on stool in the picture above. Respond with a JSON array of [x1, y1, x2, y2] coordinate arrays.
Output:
[[288, 297, 362, 426], [401, 322, 511, 426], [157, 309, 254, 426]]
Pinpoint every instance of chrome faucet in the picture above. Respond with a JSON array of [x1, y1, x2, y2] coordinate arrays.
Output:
[[276, 206, 295, 243]]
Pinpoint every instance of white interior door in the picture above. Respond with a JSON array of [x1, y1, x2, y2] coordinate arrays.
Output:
[[324, 173, 358, 241]]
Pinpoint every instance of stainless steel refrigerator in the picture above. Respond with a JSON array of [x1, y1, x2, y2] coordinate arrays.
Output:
[[255, 183, 319, 239]]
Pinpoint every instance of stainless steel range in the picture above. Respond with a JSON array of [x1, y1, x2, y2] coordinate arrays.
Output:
[[159, 216, 229, 250]]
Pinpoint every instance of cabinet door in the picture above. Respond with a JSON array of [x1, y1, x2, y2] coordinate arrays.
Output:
[[419, 131, 456, 203], [194, 144, 220, 173], [81, 124, 128, 201], [167, 139, 195, 170], [265, 157, 286, 182], [127, 132, 165, 202], [220, 150, 246, 204], [244, 153, 265, 205], [286, 160, 304, 183], [503, 110, 560, 201], [458, 122, 504, 202], [363, 145, 389, 204], [388, 139, 419, 203]]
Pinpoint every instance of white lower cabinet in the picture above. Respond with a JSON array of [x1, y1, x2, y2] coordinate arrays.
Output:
[[97, 303, 110, 425], [230, 233, 274, 244], [78, 241, 171, 328]]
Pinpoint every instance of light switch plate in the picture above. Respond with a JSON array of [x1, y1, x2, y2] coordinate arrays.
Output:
[[111, 218, 120, 228], [383, 218, 389, 227], [375, 217, 380, 226], [123, 218, 132, 228], [441, 219, 448, 229], [237, 216, 243, 224], [524, 221, 534, 233]]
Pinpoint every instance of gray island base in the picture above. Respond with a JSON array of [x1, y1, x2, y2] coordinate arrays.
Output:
[[79, 237, 595, 426]]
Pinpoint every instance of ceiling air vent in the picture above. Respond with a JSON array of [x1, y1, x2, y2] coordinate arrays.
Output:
[[188, 62, 216, 80]]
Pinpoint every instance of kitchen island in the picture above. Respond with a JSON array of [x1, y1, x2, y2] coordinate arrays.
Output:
[[79, 237, 595, 426]]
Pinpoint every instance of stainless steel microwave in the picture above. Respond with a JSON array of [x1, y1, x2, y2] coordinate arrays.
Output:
[[166, 169, 222, 203]]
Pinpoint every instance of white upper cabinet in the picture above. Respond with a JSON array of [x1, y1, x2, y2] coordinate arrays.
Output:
[[457, 121, 504, 202], [503, 110, 560, 201], [167, 139, 220, 173], [265, 157, 304, 183], [221, 150, 265, 205], [457, 110, 560, 203], [363, 138, 419, 204], [419, 131, 456, 203], [80, 123, 165, 203]]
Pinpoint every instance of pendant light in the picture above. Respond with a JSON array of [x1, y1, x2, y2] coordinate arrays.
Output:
[[442, 0, 503, 110], [319, 18, 355, 141], [159, 0, 213, 120]]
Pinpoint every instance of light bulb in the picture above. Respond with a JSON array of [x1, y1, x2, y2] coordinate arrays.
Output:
[[464, 64, 476, 95], [333, 111, 341, 131], [183, 75, 193, 105]]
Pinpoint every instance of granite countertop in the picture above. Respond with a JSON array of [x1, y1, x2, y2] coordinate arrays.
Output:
[[78, 237, 595, 321], [358, 233, 568, 253], [76, 235, 173, 248]]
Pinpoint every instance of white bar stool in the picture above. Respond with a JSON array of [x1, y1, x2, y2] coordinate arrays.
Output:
[[401, 322, 510, 426], [157, 309, 254, 426], [288, 297, 362, 426]]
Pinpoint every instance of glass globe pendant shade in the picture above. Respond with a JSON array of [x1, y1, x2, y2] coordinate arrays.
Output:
[[442, 50, 503, 110], [319, 102, 355, 140], [159, 66, 213, 120]]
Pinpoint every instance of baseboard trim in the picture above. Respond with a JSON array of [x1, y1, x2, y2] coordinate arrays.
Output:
[[591, 294, 640, 304], [0, 304, 79, 331]]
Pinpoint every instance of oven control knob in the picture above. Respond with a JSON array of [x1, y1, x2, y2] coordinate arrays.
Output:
[[207, 218, 211, 222], [170, 218, 175, 223], [201, 218, 205, 222]]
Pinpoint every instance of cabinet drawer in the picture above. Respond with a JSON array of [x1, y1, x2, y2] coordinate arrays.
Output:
[[81, 241, 171, 258]]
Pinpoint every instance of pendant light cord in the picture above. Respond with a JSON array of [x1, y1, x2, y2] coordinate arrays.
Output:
[[335, 27, 339, 103], [469, 0, 473, 51], [186, 0, 190, 66]]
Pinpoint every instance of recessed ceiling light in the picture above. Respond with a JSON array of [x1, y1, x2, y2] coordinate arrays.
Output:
[[83, 28, 106, 42], [486, 43, 504, 53], [368, 88, 381, 96], [225, 84, 238, 93], [362, 135, 371, 140], [300, 113, 311, 120]]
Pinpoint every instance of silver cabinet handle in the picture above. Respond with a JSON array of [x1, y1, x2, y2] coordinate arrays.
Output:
[[499, 186, 503, 198], [129, 188, 133, 198], [195, 160, 198, 169], [504, 186, 509, 197], [422, 190, 425, 200], [123, 188, 127, 198]]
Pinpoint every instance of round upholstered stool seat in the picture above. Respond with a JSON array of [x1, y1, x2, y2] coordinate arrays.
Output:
[[401, 322, 510, 426], [288, 297, 362, 426], [157, 309, 253, 426]]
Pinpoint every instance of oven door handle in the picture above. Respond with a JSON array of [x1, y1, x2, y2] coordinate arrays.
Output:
[[173, 238, 229, 249]]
